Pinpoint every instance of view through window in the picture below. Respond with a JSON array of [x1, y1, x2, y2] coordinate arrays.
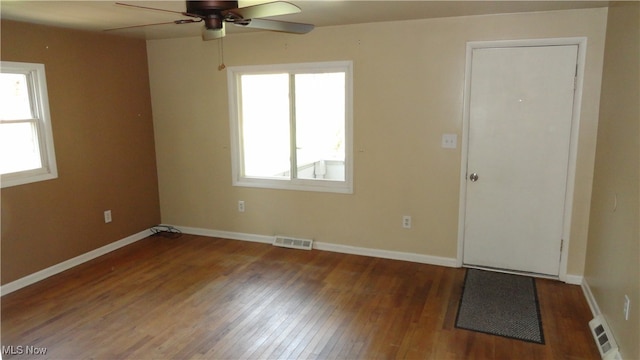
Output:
[[229, 61, 352, 193]]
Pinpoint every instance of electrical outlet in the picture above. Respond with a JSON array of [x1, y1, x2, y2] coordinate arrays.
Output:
[[624, 295, 630, 321], [104, 210, 112, 223], [238, 200, 245, 212], [402, 215, 412, 229]]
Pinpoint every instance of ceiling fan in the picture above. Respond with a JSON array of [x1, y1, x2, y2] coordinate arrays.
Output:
[[107, 1, 314, 40]]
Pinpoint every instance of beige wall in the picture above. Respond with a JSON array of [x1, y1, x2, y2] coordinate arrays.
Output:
[[147, 8, 607, 276], [0, 21, 161, 284], [585, 2, 640, 359]]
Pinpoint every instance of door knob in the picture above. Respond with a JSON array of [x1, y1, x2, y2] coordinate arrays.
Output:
[[469, 173, 479, 182]]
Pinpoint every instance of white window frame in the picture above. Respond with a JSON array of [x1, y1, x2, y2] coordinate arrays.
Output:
[[227, 61, 353, 194], [1, 61, 58, 188]]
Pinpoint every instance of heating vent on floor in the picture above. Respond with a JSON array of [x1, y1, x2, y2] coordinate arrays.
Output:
[[273, 236, 313, 250], [589, 314, 622, 360]]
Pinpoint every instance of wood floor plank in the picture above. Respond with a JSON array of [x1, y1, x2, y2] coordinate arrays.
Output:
[[1, 235, 600, 359]]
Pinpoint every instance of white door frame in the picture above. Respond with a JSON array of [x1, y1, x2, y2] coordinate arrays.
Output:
[[456, 37, 587, 283]]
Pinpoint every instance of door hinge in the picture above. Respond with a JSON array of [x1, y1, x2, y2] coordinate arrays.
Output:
[[560, 239, 564, 252]]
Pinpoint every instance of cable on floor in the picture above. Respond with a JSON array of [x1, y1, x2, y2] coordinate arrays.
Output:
[[150, 225, 182, 239]]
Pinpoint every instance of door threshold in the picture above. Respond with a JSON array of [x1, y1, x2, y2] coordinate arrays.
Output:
[[463, 264, 560, 281]]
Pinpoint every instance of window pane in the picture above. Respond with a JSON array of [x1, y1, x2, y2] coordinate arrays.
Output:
[[0, 122, 42, 175], [295, 73, 346, 181], [240, 74, 290, 178], [0, 73, 33, 120]]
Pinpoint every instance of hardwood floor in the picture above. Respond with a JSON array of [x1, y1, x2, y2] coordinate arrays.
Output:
[[2, 235, 599, 359]]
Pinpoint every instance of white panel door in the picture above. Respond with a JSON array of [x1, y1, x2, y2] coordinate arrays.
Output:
[[463, 45, 578, 276]]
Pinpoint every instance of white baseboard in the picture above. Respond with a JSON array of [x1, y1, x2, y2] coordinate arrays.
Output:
[[314, 241, 458, 267], [563, 274, 584, 285], [581, 277, 601, 317], [7, 225, 583, 299], [0, 225, 457, 297], [0, 229, 152, 297], [175, 225, 459, 268], [177, 226, 274, 244]]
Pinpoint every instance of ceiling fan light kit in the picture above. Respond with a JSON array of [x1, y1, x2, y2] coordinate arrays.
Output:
[[203, 26, 225, 40], [109, 0, 314, 41]]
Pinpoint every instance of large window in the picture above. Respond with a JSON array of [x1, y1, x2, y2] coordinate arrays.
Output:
[[0, 61, 58, 188], [228, 61, 353, 193]]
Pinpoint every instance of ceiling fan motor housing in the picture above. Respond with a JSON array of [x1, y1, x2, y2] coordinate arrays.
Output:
[[186, 1, 239, 29], [186, 1, 238, 15]]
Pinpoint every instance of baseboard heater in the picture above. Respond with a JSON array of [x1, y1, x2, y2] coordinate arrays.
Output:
[[273, 236, 313, 250], [589, 314, 622, 360]]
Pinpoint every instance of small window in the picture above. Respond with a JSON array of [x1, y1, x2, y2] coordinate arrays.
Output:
[[1, 61, 58, 188], [228, 61, 353, 193]]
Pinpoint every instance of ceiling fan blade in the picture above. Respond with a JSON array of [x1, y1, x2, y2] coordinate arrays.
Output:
[[115, 2, 188, 16], [202, 25, 225, 41], [233, 18, 314, 34], [226, 1, 301, 20], [104, 19, 201, 32]]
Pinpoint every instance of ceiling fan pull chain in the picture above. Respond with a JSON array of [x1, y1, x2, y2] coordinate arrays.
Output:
[[218, 37, 226, 71]]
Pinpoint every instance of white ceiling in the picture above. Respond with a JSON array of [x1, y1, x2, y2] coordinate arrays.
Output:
[[1, 1, 609, 40]]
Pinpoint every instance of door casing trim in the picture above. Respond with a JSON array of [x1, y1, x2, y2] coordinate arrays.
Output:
[[456, 37, 588, 283]]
